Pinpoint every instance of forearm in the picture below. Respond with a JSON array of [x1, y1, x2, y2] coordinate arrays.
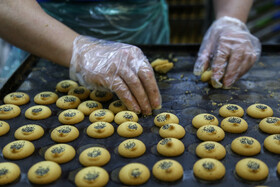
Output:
[[213, 0, 253, 23], [0, 0, 79, 67]]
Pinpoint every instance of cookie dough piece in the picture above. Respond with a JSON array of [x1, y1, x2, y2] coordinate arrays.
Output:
[[151, 58, 174, 74], [119, 163, 150, 185], [277, 162, 280, 175], [51, 125, 79, 143], [259, 117, 280, 134], [114, 111, 138, 125], [0, 162, 21, 185], [58, 109, 84, 125], [193, 158, 225, 181], [117, 122, 143, 138], [159, 123, 185, 139], [221, 117, 248, 133], [152, 159, 183, 182], [0, 104, 21, 120], [90, 89, 113, 102], [28, 161, 61, 184], [231, 136, 261, 156], [2, 140, 35, 160], [118, 139, 146, 158], [192, 113, 219, 129], [34, 91, 58, 105], [154, 112, 179, 127], [201, 70, 212, 82], [14, 124, 44, 141], [246, 103, 273, 119], [79, 147, 111, 166], [264, 134, 280, 154], [195, 141, 226, 160], [196, 125, 225, 142], [44, 144, 76, 164], [75, 166, 109, 187], [68, 86, 90, 100], [4, 92, 30, 105], [56, 80, 78, 93], [87, 122, 114, 138], [219, 104, 244, 117], [77, 100, 103, 115], [235, 158, 269, 181], [56, 95, 81, 109], [109, 100, 127, 114], [157, 138, 185, 157], [0, 121, 10, 136], [89, 109, 114, 123], [25, 105, 52, 120]]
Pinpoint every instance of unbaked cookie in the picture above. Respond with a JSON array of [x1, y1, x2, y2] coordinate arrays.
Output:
[[196, 125, 225, 141], [0, 104, 21, 120], [277, 162, 280, 175], [58, 109, 84, 125], [77, 100, 103, 116], [109, 100, 127, 114], [235, 158, 269, 181], [44, 144, 76, 164], [151, 58, 174, 74], [56, 80, 78, 93], [56, 95, 81, 109], [259, 117, 280, 134], [34, 91, 58, 105], [152, 159, 183, 182], [246, 103, 273, 119], [0, 162, 21, 185], [231, 136, 261, 156], [90, 89, 113, 102], [14, 124, 44, 141], [157, 138, 185, 157], [51, 125, 79, 143], [117, 122, 143, 138], [79, 147, 111, 167], [89, 109, 114, 123], [25, 105, 52, 120], [4, 92, 30, 105], [2, 140, 35, 160], [264, 134, 280, 154], [28, 161, 61, 184], [219, 104, 244, 117], [0, 121, 10, 136], [118, 139, 146, 158], [201, 69, 212, 82], [75, 166, 109, 187], [193, 158, 225, 181], [221, 117, 248, 133], [86, 122, 114, 138], [154, 112, 179, 127], [159, 123, 185, 139], [68, 86, 90, 100], [114, 111, 138, 125], [119, 163, 150, 185], [192, 113, 219, 128], [195, 141, 226, 160]]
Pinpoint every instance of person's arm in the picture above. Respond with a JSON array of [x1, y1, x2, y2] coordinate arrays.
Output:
[[0, 0, 78, 67]]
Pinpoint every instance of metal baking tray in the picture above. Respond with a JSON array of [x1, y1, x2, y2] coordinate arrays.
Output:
[[0, 45, 280, 186]]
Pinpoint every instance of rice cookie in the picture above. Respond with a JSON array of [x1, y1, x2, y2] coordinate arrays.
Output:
[[192, 113, 219, 128], [114, 111, 138, 125], [264, 134, 280, 154], [259, 117, 280, 134], [77, 100, 103, 116], [68, 86, 90, 100], [152, 159, 183, 182], [119, 163, 150, 185], [154, 112, 179, 127], [87, 122, 114, 138], [196, 125, 225, 142], [58, 109, 84, 125], [195, 141, 226, 160], [246, 103, 273, 119], [4, 92, 30, 105], [219, 104, 244, 117], [79, 147, 111, 167], [118, 139, 146, 158], [89, 109, 114, 123], [109, 100, 127, 114], [0, 104, 21, 120], [28, 161, 61, 184], [193, 158, 225, 181], [221, 117, 248, 133], [117, 122, 143, 138], [44, 144, 76, 164], [14, 124, 44, 141], [90, 89, 113, 102], [159, 123, 185, 139], [34, 91, 58, 105], [51, 125, 79, 143], [25, 105, 52, 120], [56, 95, 81, 109], [231, 136, 261, 156], [235, 158, 269, 181], [157, 138, 185, 157], [0, 162, 21, 185], [3, 140, 35, 160], [0, 121, 10, 136], [75, 166, 109, 187], [56, 80, 78, 93]]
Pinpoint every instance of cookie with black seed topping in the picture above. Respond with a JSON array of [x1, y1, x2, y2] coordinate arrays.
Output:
[[152, 159, 183, 182], [219, 104, 244, 117], [246, 103, 273, 119], [119, 163, 150, 185], [231, 136, 261, 156]]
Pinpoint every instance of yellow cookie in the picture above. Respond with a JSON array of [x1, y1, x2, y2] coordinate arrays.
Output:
[[51, 125, 79, 143], [44, 144, 76, 164], [109, 100, 127, 114], [77, 100, 103, 116], [0, 104, 21, 120], [3, 140, 35, 160], [75, 166, 109, 187], [68, 86, 90, 100], [219, 104, 244, 117], [119, 163, 150, 185], [263, 134, 280, 154], [117, 122, 143, 138], [56, 80, 78, 93], [0, 162, 21, 185], [154, 112, 179, 127], [192, 113, 219, 128], [277, 162, 280, 175], [89, 89, 113, 102], [28, 161, 61, 184], [195, 141, 226, 160], [0, 121, 10, 136], [196, 125, 225, 141], [56, 95, 81, 109], [58, 109, 84, 125], [34, 91, 58, 105], [231, 136, 261, 156], [14, 124, 44, 141], [152, 159, 183, 182], [114, 111, 138, 125], [4, 92, 30, 105], [246, 103, 273, 119], [221, 117, 248, 133], [87, 122, 114, 138], [259, 117, 280, 134], [159, 123, 185, 139], [157, 138, 185, 157], [89, 109, 114, 123], [79, 147, 111, 167], [201, 70, 212, 82], [118, 139, 146, 158], [25, 105, 52, 120]]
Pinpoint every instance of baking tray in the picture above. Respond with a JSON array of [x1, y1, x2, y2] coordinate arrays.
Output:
[[0, 45, 280, 187]]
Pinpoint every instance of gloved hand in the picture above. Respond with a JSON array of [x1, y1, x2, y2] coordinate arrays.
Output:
[[194, 16, 261, 88], [70, 35, 161, 115]]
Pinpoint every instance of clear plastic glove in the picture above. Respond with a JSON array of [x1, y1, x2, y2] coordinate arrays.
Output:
[[194, 16, 261, 88], [70, 35, 161, 115]]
